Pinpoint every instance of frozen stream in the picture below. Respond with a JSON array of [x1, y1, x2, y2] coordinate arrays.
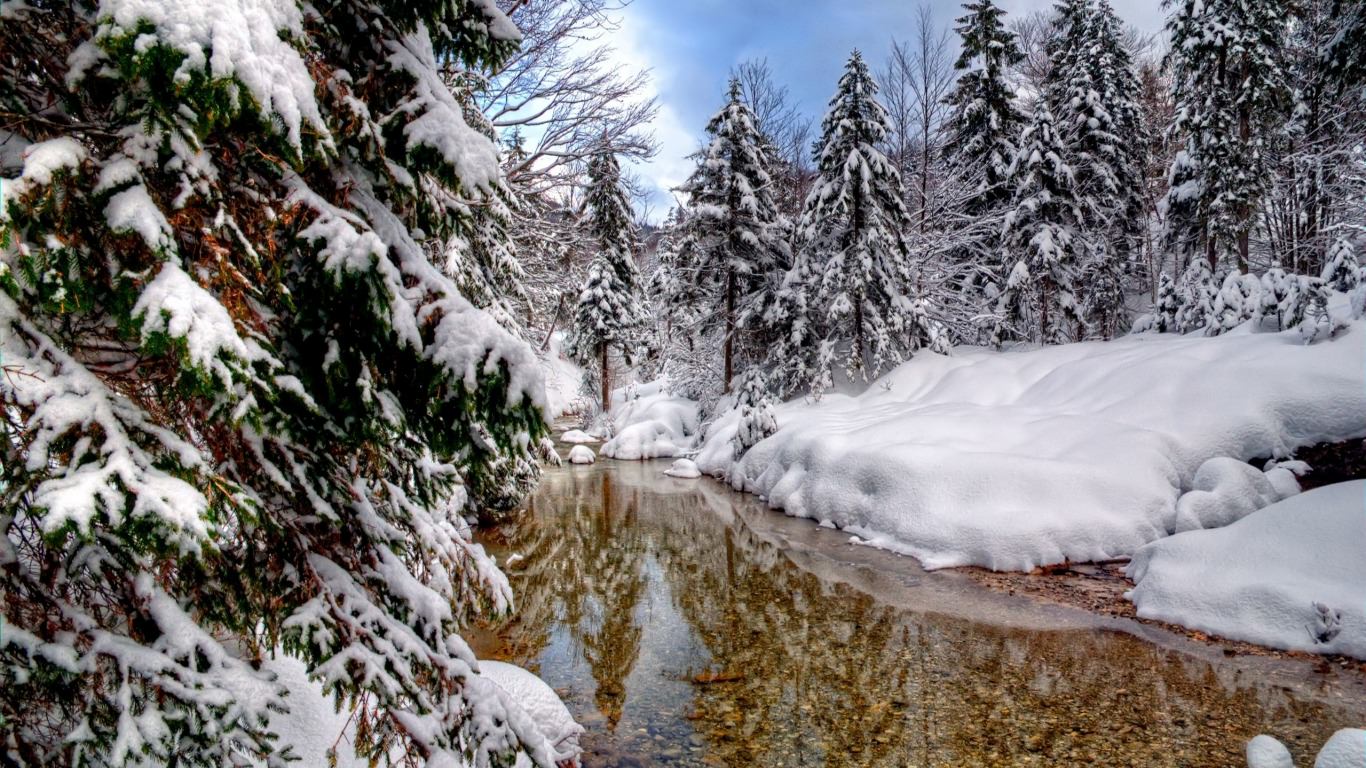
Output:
[[471, 457, 1366, 767]]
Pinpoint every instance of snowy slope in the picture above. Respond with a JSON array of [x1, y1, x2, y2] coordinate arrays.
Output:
[[698, 320, 1366, 571], [1127, 481, 1366, 658]]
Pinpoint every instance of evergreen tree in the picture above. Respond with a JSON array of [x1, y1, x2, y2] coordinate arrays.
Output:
[[732, 368, 779, 458], [586, 151, 641, 292], [677, 79, 790, 393], [945, 0, 1027, 214], [1162, 0, 1290, 271], [1154, 271, 1182, 332], [995, 106, 1088, 344], [774, 51, 948, 394], [0, 1, 557, 766], [1324, 0, 1366, 95], [1322, 235, 1362, 291], [1044, 0, 1146, 338], [568, 259, 643, 413]]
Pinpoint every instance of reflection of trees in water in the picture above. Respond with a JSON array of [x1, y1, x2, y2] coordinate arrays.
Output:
[[654, 490, 1354, 768], [484, 469, 649, 729], [487, 467, 1361, 767]]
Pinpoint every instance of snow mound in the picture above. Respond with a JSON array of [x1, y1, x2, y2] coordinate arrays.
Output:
[[1172, 457, 1291, 533], [1247, 735, 1294, 768], [560, 429, 598, 444], [1127, 481, 1366, 658], [664, 458, 701, 478], [601, 380, 701, 460], [699, 320, 1365, 571], [1313, 729, 1366, 768], [1246, 730, 1366, 768], [479, 661, 583, 766], [568, 445, 596, 465]]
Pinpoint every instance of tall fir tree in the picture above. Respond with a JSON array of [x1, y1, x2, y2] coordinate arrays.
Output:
[[0, 1, 561, 765], [771, 51, 948, 395], [1043, 0, 1147, 337], [676, 79, 790, 393], [995, 106, 1088, 344], [944, 0, 1027, 215], [569, 149, 646, 413], [1162, 0, 1290, 271], [567, 258, 643, 413], [586, 151, 642, 293]]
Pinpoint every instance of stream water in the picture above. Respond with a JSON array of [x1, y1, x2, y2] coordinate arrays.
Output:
[[471, 457, 1366, 767]]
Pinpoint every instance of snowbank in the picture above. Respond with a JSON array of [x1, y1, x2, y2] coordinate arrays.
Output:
[[559, 429, 598, 444], [601, 379, 701, 460], [1247, 729, 1366, 768], [479, 661, 583, 765], [664, 458, 701, 478], [1127, 481, 1366, 658], [699, 319, 1366, 571]]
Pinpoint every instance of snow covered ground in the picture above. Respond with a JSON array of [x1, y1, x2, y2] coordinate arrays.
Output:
[[1128, 481, 1366, 658], [600, 379, 702, 460], [697, 315, 1365, 572]]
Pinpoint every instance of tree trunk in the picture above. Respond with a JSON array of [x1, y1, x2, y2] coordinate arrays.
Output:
[[1236, 54, 1251, 273], [723, 269, 736, 393], [599, 341, 610, 414]]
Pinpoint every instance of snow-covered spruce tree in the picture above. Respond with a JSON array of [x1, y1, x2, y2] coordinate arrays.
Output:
[[773, 51, 948, 394], [1324, 0, 1366, 96], [1175, 259, 1219, 332], [567, 258, 643, 414], [1154, 271, 1182, 332], [1322, 235, 1362, 291], [0, 2, 559, 766], [1162, 0, 1290, 271], [1045, 0, 1148, 337], [945, 0, 1027, 216], [943, 0, 1027, 297], [569, 150, 645, 414], [676, 79, 790, 394], [585, 151, 642, 294], [731, 368, 778, 459], [994, 106, 1088, 345]]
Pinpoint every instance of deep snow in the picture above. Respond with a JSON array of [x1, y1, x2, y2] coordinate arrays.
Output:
[[1128, 481, 1366, 658], [600, 379, 702, 460], [698, 318, 1365, 571]]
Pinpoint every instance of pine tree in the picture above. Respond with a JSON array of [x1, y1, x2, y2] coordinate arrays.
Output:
[[732, 368, 779, 458], [677, 79, 790, 393], [1044, 0, 1147, 338], [1324, 0, 1366, 95], [774, 51, 948, 394], [586, 151, 642, 292], [945, 0, 1027, 214], [1162, 0, 1290, 271], [995, 106, 1088, 344], [568, 259, 643, 413], [1322, 235, 1362, 291], [0, 1, 557, 766], [1154, 271, 1182, 332]]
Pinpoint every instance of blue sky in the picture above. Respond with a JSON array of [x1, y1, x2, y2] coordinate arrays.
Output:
[[609, 0, 1165, 218]]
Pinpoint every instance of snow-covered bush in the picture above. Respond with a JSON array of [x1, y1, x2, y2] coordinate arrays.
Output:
[[1321, 236, 1361, 292], [0, 2, 556, 765], [732, 368, 778, 458]]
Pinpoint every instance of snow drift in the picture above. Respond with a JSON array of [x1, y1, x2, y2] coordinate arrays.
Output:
[[700, 319, 1366, 571], [1128, 481, 1366, 659], [600, 379, 701, 460]]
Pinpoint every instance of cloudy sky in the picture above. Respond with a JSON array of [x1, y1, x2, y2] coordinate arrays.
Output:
[[608, 0, 1166, 218]]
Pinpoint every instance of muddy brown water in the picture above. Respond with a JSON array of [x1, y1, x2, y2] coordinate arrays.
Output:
[[471, 457, 1366, 767]]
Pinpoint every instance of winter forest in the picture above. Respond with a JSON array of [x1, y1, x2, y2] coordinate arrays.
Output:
[[2, 0, 1366, 766]]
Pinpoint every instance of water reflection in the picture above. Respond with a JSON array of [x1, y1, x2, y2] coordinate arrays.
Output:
[[474, 460, 1366, 767]]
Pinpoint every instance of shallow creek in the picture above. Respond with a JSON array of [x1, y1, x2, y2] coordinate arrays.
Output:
[[470, 457, 1366, 767]]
